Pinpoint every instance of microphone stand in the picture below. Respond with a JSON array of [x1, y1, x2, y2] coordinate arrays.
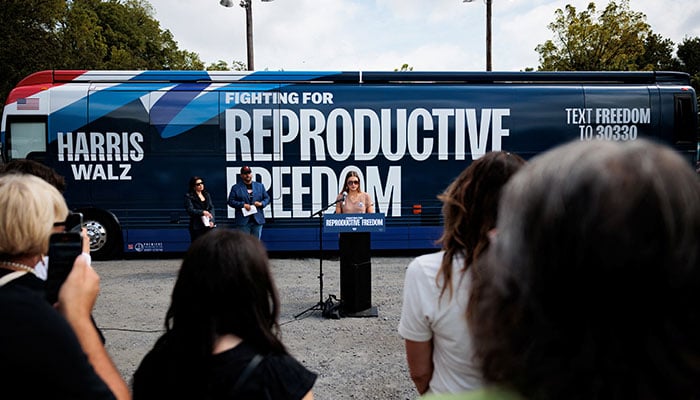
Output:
[[294, 195, 345, 319]]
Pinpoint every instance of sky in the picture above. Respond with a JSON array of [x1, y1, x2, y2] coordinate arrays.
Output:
[[146, 0, 700, 72]]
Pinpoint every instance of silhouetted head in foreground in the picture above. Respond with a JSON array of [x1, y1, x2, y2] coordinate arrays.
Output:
[[166, 229, 285, 356], [469, 139, 700, 400], [0, 159, 66, 192]]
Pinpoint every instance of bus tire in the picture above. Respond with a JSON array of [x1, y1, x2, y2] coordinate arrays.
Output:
[[82, 210, 122, 260]]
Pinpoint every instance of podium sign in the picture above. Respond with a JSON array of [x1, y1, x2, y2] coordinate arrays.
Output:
[[323, 213, 386, 233], [324, 213, 382, 318]]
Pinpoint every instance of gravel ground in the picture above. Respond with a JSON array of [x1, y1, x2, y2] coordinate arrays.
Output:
[[92, 255, 421, 399]]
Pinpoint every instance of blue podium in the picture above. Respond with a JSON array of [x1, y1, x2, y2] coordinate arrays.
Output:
[[325, 213, 385, 317]]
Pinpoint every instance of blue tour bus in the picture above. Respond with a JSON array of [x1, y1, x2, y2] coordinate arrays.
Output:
[[1, 70, 698, 259]]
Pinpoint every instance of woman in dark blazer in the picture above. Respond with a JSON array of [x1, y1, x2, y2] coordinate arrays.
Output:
[[184, 176, 215, 242]]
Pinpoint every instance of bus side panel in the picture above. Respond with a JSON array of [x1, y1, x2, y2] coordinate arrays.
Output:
[[37, 79, 690, 254], [221, 84, 588, 250], [582, 86, 654, 142]]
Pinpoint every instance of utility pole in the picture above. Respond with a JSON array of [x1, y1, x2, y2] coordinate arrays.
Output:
[[220, 0, 274, 71]]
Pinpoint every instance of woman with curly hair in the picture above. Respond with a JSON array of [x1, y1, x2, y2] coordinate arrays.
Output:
[[398, 151, 525, 395]]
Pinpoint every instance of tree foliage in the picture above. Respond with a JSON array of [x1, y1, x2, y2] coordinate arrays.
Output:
[[677, 37, 700, 74], [676, 37, 700, 96], [0, 0, 65, 108], [394, 63, 414, 72], [536, 0, 655, 71], [0, 0, 206, 108], [206, 60, 248, 71], [535, 0, 700, 99], [638, 33, 679, 71], [60, 0, 205, 70]]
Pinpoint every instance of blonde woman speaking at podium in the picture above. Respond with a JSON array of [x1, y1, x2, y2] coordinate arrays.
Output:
[[335, 171, 374, 214]]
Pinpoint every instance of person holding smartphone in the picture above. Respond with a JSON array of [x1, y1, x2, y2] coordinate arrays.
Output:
[[1, 158, 69, 280], [0, 174, 130, 399]]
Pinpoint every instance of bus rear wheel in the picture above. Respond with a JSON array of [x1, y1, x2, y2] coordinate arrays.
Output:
[[83, 211, 122, 260]]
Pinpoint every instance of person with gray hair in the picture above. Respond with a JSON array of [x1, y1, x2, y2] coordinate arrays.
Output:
[[427, 139, 700, 400]]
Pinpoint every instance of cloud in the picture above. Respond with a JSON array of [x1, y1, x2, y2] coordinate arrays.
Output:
[[147, 0, 700, 71]]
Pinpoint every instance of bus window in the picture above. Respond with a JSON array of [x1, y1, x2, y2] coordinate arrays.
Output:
[[7, 119, 47, 160], [674, 94, 696, 143]]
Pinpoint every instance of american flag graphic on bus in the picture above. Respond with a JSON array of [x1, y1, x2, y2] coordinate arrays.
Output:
[[17, 98, 40, 110]]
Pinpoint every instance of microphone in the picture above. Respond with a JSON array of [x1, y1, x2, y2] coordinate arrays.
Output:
[[342, 191, 347, 205]]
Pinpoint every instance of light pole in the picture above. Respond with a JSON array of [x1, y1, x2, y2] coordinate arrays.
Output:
[[463, 0, 492, 71], [219, 0, 274, 71]]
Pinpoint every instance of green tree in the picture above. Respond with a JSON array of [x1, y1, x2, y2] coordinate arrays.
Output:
[[0, 0, 205, 110], [60, 0, 203, 70], [536, 1, 652, 71], [675, 37, 700, 98], [206, 60, 248, 71], [207, 60, 230, 71], [0, 0, 65, 109], [394, 63, 413, 72], [230, 60, 248, 71], [59, 0, 108, 68], [638, 33, 679, 71], [677, 37, 700, 74]]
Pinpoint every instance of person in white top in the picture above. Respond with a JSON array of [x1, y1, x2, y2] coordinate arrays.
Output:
[[398, 151, 525, 395]]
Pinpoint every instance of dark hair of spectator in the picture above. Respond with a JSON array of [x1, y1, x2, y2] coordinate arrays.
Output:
[[436, 151, 525, 299], [468, 140, 700, 399], [0, 159, 66, 192], [163, 229, 285, 358]]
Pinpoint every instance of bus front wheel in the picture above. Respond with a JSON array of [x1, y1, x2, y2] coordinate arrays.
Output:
[[83, 211, 122, 260]]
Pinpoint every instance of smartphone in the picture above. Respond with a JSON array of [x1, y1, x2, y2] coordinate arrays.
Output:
[[63, 212, 84, 232], [46, 231, 83, 304]]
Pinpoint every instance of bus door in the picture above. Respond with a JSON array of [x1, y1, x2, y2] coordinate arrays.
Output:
[[668, 89, 698, 164], [581, 85, 652, 143], [144, 83, 223, 239], [77, 83, 152, 209]]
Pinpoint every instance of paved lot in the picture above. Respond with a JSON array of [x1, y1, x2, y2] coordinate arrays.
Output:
[[92, 255, 421, 399]]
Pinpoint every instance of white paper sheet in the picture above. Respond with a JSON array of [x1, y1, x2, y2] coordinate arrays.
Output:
[[241, 205, 258, 216]]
